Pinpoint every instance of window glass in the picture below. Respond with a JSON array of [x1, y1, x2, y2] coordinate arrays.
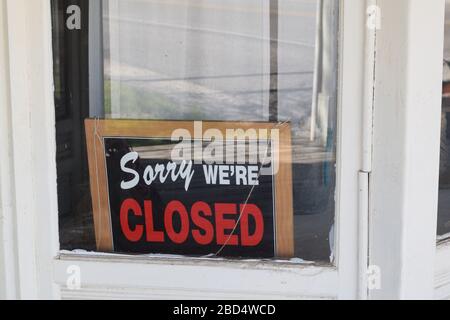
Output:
[[52, 0, 339, 262], [438, 0, 450, 239]]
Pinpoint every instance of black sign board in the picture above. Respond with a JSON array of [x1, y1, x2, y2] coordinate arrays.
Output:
[[104, 138, 275, 258], [85, 119, 294, 258]]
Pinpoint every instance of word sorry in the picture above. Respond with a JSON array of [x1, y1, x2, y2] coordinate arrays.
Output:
[[120, 152, 194, 191]]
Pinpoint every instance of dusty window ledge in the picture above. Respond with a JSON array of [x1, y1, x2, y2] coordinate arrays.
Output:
[[56, 250, 335, 271]]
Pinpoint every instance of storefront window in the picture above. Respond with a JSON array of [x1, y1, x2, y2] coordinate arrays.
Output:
[[52, 0, 339, 262]]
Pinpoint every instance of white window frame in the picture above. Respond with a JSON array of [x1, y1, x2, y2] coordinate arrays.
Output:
[[0, 0, 373, 299]]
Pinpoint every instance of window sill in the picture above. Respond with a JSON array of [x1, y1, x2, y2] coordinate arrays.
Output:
[[53, 251, 338, 299]]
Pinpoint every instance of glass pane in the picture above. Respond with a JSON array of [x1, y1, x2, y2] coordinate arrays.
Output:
[[438, 0, 450, 238], [53, 0, 339, 262], [52, 0, 96, 250]]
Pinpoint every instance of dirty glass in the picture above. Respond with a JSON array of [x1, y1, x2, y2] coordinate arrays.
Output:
[[52, 0, 339, 262]]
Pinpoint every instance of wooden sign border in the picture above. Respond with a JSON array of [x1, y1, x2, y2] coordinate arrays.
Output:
[[85, 119, 294, 258]]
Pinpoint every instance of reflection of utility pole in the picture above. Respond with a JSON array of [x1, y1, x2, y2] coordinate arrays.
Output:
[[269, 0, 278, 122]]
